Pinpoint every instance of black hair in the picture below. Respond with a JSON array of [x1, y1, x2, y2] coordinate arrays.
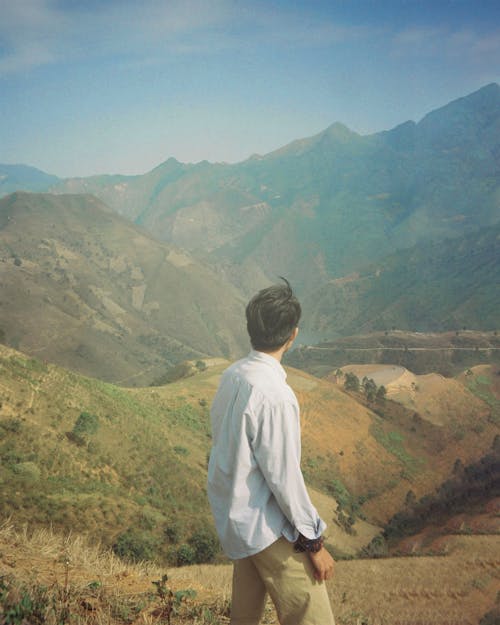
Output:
[[245, 277, 301, 351]]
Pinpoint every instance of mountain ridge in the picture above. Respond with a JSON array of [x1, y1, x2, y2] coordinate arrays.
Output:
[[1, 83, 498, 339]]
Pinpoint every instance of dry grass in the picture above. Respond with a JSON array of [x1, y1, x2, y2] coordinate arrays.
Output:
[[0, 520, 206, 624], [1, 521, 499, 625]]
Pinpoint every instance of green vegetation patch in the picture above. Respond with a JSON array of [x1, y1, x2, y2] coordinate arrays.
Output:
[[3, 354, 47, 385], [370, 424, 423, 476], [169, 400, 208, 433], [467, 373, 500, 424]]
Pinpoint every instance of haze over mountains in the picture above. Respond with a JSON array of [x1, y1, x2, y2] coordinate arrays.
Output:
[[0, 83, 498, 378], [50, 83, 499, 293]]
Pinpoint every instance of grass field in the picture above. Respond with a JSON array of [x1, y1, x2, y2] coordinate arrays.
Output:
[[1, 522, 498, 624]]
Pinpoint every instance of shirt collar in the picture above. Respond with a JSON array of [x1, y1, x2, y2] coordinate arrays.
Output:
[[249, 350, 287, 381]]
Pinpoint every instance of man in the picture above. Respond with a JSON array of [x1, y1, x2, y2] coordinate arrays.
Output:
[[207, 278, 335, 625]]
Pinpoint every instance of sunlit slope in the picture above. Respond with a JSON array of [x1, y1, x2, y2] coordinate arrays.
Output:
[[0, 192, 247, 385], [288, 367, 498, 523], [0, 345, 377, 564], [1, 339, 497, 565], [148, 360, 499, 525], [0, 344, 218, 563], [340, 363, 490, 426]]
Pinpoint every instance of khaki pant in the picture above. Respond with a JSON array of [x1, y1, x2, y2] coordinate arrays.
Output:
[[230, 537, 335, 625]]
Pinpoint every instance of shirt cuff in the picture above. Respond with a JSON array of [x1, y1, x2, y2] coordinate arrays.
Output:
[[294, 516, 326, 541]]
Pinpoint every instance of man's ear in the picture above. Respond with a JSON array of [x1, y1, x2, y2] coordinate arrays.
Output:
[[283, 327, 299, 353], [287, 327, 299, 347]]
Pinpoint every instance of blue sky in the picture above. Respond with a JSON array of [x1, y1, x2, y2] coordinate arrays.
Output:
[[1, 0, 499, 178]]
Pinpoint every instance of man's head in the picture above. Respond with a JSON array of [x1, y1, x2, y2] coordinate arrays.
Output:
[[245, 277, 301, 352]]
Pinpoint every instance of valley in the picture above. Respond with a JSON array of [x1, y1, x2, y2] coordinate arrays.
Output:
[[0, 83, 499, 624], [288, 330, 500, 377], [0, 341, 498, 623]]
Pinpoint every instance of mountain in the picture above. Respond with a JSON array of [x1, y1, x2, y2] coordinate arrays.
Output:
[[0, 192, 248, 384], [0, 164, 60, 195], [4, 85, 498, 339], [50, 84, 500, 302], [299, 224, 500, 340]]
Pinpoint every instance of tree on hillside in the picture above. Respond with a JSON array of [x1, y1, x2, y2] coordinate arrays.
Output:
[[376, 385, 387, 402], [344, 372, 360, 392], [362, 377, 377, 402]]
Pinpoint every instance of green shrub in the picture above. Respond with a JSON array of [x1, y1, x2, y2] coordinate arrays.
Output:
[[173, 446, 189, 456], [188, 528, 219, 563], [328, 478, 352, 510], [72, 412, 99, 438], [12, 461, 41, 481], [0, 418, 22, 433], [164, 522, 180, 544], [113, 529, 158, 562], [176, 544, 196, 566]]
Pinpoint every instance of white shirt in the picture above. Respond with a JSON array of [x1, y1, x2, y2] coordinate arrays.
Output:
[[207, 350, 326, 559]]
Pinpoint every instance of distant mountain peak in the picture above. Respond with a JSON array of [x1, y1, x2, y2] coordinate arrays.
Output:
[[265, 121, 358, 160], [471, 82, 499, 97], [323, 121, 358, 139], [0, 164, 60, 197]]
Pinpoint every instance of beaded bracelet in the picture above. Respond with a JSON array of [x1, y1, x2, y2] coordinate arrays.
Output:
[[294, 533, 324, 553]]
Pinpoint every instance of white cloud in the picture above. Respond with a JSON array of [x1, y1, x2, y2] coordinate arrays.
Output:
[[0, 0, 371, 76], [0, 0, 254, 75], [392, 24, 500, 65], [0, 0, 66, 75], [4, 1, 494, 80]]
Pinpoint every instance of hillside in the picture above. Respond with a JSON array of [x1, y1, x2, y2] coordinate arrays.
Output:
[[0, 343, 384, 566], [1, 345, 499, 622], [0, 192, 248, 385], [2, 342, 498, 560], [49, 84, 500, 308], [301, 224, 500, 339], [381, 447, 500, 555]]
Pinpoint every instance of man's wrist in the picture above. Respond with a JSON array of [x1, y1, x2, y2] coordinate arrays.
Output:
[[294, 533, 324, 553]]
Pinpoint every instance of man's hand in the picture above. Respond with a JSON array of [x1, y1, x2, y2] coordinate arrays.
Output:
[[308, 546, 335, 581]]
